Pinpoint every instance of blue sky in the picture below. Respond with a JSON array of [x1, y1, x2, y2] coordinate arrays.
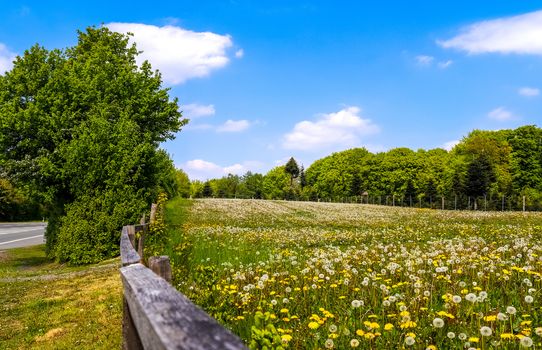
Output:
[[1, 1, 542, 180]]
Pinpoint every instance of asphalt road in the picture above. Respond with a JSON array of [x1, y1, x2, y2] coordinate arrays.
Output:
[[0, 222, 46, 249]]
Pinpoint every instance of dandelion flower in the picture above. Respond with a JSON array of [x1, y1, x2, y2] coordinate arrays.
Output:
[[525, 295, 534, 304], [351, 300, 362, 308], [405, 336, 415, 346], [329, 324, 338, 333], [350, 339, 360, 348], [447, 332, 456, 339], [480, 326, 492, 337], [506, 306, 517, 315], [452, 295, 462, 303], [520, 336, 533, 347], [497, 312, 508, 321], [308, 321, 320, 330], [281, 334, 292, 343], [325, 339, 334, 349], [465, 293, 477, 302], [432, 318, 445, 328]]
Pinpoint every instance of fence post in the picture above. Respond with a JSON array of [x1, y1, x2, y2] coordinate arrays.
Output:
[[441, 196, 445, 210], [523, 196, 526, 212], [150, 203, 157, 224], [149, 256, 172, 283], [126, 225, 136, 248]]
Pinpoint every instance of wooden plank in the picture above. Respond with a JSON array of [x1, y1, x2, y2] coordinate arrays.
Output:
[[121, 263, 248, 350], [123, 296, 144, 350], [120, 226, 141, 267]]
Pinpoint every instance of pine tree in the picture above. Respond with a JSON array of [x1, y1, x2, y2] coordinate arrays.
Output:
[[284, 157, 300, 186]]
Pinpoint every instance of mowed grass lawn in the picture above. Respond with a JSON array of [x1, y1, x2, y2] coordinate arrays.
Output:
[[161, 198, 542, 349], [0, 245, 122, 349]]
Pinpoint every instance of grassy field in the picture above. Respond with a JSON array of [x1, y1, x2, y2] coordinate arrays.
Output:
[[161, 198, 542, 349], [0, 245, 122, 349]]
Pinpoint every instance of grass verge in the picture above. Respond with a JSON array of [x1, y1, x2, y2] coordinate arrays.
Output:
[[0, 245, 122, 349]]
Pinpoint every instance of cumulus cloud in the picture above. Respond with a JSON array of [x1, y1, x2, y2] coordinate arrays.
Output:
[[488, 107, 514, 121], [443, 140, 460, 151], [216, 119, 250, 132], [518, 87, 540, 97], [438, 10, 542, 55], [182, 103, 215, 119], [235, 49, 244, 58], [0, 43, 16, 74], [183, 159, 263, 180], [416, 55, 434, 65], [282, 106, 379, 151], [107, 22, 234, 85]]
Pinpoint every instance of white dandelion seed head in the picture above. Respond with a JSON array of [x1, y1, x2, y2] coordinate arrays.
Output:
[[520, 336, 533, 347], [480, 326, 492, 337], [405, 336, 415, 346]]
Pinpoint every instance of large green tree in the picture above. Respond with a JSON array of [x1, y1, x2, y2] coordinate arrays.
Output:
[[0, 27, 186, 263]]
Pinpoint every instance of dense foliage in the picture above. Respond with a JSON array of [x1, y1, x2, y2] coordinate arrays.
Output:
[[193, 125, 542, 210], [0, 27, 186, 263]]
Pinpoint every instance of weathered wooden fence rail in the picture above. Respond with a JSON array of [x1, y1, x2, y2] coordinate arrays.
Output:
[[120, 223, 248, 350]]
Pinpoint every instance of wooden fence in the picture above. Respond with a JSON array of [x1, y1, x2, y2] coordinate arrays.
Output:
[[120, 220, 248, 350]]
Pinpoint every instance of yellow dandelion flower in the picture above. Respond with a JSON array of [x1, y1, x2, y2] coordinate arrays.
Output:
[[484, 315, 497, 322], [500, 333, 514, 339], [308, 321, 320, 330], [400, 321, 417, 329], [356, 329, 365, 336], [384, 323, 394, 331], [281, 334, 292, 343], [364, 332, 376, 340], [468, 337, 479, 343]]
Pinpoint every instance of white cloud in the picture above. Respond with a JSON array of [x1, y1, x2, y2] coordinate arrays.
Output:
[[282, 106, 379, 151], [488, 107, 514, 121], [518, 87, 540, 97], [235, 49, 244, 58], [182, 103, 215, 119], [438, 10, 542, 55], [107, 22, 233, 85], [216, 119, 250, 132], [443, 140, 460, 151], [0, 43, 16, 74], [438, 60, 453, 69], [416, 55, 434, 65], [183, 159, 263, 180]]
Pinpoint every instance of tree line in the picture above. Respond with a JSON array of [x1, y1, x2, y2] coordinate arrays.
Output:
[[188, 125, 542, 210]]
